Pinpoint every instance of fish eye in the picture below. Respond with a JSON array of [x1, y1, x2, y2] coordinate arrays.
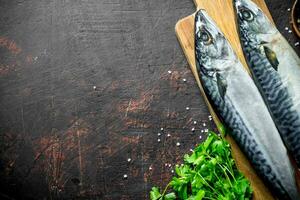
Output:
[[241, 8, 254, 21], [200, 30, 212, 45]]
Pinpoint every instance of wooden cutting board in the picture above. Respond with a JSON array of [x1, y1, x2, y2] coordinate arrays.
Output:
[[175, 0, 276, 199]]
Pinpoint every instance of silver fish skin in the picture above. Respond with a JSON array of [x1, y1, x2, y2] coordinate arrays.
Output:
[[195, 9, 300, 200], [233, 0, 300, 169]]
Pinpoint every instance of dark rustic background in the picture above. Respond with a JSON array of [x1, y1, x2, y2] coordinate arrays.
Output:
[[0, 0, 299, 199]]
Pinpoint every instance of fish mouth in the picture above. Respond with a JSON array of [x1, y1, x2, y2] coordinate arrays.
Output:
[[233, 0, 255, 14], [195, 9, 223, 31], [195, 9, 235, 73], [233, 0, 277, 35], [195, 9, 221, 40], [233, 0, 250, 9], [233, 0, 259, 14], [233, 0, 250, 18], [233, 0, 243, 10], [195, 9, 209, 31]]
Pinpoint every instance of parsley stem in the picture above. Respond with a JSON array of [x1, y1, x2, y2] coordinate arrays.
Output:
[[221, 166, 233, 187], [197, 172, 221, 197], [160, 182, 171, 199], [204, 153, 236, 183], [222, 164, 236, 182], [203, 197, 216, 200], [224, 145, 235, 176]]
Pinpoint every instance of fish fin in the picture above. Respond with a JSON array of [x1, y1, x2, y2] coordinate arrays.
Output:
[[260, 41, 268, 45], [263, 45, 279, 71], [216, 73, 227, 99]]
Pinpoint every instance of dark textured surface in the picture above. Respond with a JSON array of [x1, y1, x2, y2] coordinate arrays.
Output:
[[266, 0, 300, 53], [0, 0, 298, 199]]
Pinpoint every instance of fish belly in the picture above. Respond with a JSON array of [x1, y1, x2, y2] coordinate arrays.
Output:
[[242, 35, 300, 169], [200, 62, 300, 199], [271, 34, 300, 115]]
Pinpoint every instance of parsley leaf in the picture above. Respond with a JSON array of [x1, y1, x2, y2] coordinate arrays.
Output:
[[150, 187, 162, 200]]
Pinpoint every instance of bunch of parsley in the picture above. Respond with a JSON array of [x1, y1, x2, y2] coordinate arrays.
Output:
[[150, 131, 253, 200]]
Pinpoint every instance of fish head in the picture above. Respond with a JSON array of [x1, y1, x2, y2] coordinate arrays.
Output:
[[233, 0, 276, 36], [195, 10, 236, 77]]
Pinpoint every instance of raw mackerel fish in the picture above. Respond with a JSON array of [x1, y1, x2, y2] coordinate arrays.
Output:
[[195, 9, 300, 200], [233, 0, 300, 168]]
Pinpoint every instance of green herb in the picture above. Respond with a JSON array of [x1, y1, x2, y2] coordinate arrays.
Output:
[[150, 131, 253, 200]]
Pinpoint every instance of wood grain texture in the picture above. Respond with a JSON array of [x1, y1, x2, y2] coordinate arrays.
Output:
[[175, 0, 296, 199]]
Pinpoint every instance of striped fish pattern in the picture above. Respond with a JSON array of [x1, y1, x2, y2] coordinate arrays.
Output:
[[233, 0, 300, 168], [195, 10, 300, 200]]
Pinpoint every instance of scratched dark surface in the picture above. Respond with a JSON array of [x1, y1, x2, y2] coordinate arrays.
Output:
[[0, 0, 299, 199]]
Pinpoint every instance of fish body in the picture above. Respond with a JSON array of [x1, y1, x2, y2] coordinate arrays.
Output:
[[195, 10, 300, 200], [233, 0, 300, 168]]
